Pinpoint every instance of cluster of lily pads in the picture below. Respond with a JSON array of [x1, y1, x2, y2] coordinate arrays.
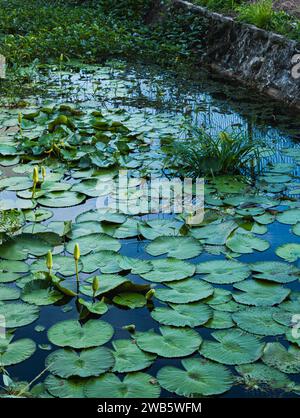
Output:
[[1, 100, 300, 398]]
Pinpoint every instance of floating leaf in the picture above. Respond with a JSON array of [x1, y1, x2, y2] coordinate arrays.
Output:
[[262, 342, 300, 374], [140, 259, 195, 283], [0, 302, 39, 328], [157, 358, 233, 397], [113, 293, 146, 309], [232, 307, 287, 335], [250, 261, 300, 283], [45, 375, 86, 398], [81, 251, 122, 274], [112, 340, 156, 373], [145, 236, 202, 260], [139, 219, 182, 240], [31, 255, 82, 277], [48, 320, 114, 348], [226, 230, 269, 254], [135, 326, 202, 358], [0, 285, 20, 301], [190, 221, 238, 245], [233, 280, 290, 306], [151, 302, 212, 327], [66, 234, 120, 256], [155, 279, 213, 304], [0, 234, 54, 260], [0, 337, 36, 366], [196, 260, 250, 284], [38, 191, 86, 208], [204, 310, 234, 329], [200, 329, 264, 365], [21, 279, 64, 306], [78, 298, 108, 315], [277, 209, 300, 225], [46, 348, 114, 378], [275, 243, 300, 262], [85, 372, 160, 398]]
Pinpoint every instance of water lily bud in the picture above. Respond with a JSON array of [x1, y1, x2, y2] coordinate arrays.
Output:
[[32, 166, 39, 184], [122, 324, 136, 333], [145, 289, 155, 301], [92, 276, 100, 294], [41, 166, 46, 181], [74, 243, 80, 261], [60, 53, 64, 62], [46, 250, 53, 271], [18, 112, 22, 125]]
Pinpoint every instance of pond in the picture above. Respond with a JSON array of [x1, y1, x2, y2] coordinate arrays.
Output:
[[1, 61, 300, 398]]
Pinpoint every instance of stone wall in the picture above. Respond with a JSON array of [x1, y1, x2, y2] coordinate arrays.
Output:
[[171, 0, 300, 110]]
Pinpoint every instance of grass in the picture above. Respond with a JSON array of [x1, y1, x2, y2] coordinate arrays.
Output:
[[166, 129, 263, 177]]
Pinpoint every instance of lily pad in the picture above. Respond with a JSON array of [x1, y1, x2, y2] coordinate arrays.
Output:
[[21, 279, 64, 306], [200, 329, 264, 365], [190, 220, 238, 245], [85, 372, 160, 398], [113, 293, 147, 309], [157, 358, 233, 397], [0, 285, 20, 301], [275, 243, 300, 262], [66, 234, 120, 255], [233, 280, 290, 306], [196, 260, 250, 284], [47, 319, 114, 348], [277, 209, 300, 225], [45, 375, 86, 398], [112, 340, 156, 373], [135, 326, 202, 358], [46, 347, 114, 378], [0, 302, 39, 327], [0, 337, 36, 366], [0, 234, 54, 260], [78, 298, 108, 315], [145, 236, 202, 260], [140, 258, 195, 283], [232, 307, 287, 335], [204, 310, 235, 329], [31, 255, 82, 277], [154, 279, 213, 304], [250, 261, 300, 283], [151, 302, 212, 327], [38, 191, 86, 208], [262, 342, 300, 374], [81, 251, 122, 274], [226, 231, 270, 254]]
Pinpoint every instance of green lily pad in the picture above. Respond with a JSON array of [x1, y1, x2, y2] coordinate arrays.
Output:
[[275, 243, 300, 262], [76, 209, 126, 224], [200, 329, 264, 365], [113, 293, 147, 309], [118, 256, 152, 275], [277, 209, 300, 225], [38, 191, 86, 208], [155, 279, 213, 304], [233, 280, 290, 306], [250, 261, 300, 283], [157, 358, 233, 397], [236, 363, 297, 393], [140, 258, 195, 283], [0, 259, 29, 273], [112, 340, 156, 373], [45, 375, 86, 398], [0, 285, 20, 301], [0, 337, 36, 366], [81, 274, 130, 297], [226, 230, 270, 254], [47, 319, 114, 348], [46, 347, 114, 378], [145, 236, 202, 260], [85, 372, 160, 398], [139, 219, 182, 240], [78, 298, 108, 315], [0, 233, 54, 260], [196, 260, 250, 284], [232, 307, 287, 335], [203, 288, 232, 305], [135, 326, 202, 358], [31, 255, 82, 277], [151, 302, 212, 327], [204, 310, 234, 329], [262, 342, 300, 374], [81, 251, 122, 274], [21, 279, 64, 306], [0, 302, 39, 327], [66, 234, 120, 255], [190, 221, 238, 245]]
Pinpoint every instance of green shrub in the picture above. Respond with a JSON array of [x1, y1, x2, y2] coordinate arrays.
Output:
[[166, 129, 263, 177], [236, 0, 274, 30]]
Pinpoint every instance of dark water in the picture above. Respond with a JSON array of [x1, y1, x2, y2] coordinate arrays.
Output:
[[3, 61, 300, 398]]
